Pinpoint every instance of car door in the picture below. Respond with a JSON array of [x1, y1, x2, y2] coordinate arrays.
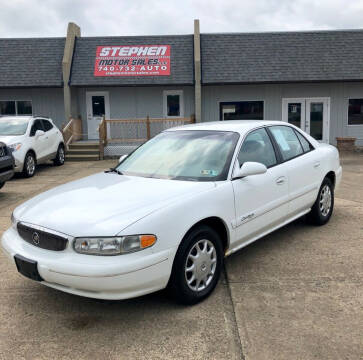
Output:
[[41, 119, 59, 156], [268, 125, 322, 217], [29, 119, 48, 160], [231, 127, 290, 249]]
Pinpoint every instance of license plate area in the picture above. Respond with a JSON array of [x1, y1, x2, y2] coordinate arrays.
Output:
[[14, 254, 43, 282]]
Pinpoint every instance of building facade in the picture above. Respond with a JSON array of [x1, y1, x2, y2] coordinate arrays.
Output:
[[1, 21, 363, 146]]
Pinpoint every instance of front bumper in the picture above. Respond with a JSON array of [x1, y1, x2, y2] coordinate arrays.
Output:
[[0, 168, 14, 183], [12, 151, 25, 173], [335, 165, 342, 190], [1, 227, 176, 300], [0, 154, 14, 182]]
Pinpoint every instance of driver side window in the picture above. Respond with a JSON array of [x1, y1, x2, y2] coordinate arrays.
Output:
[[30, 120, 44, 137], [238, 128, 277, 168]]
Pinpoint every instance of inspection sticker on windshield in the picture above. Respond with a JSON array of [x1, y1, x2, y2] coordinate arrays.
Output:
[[201, 170, 218, 176]]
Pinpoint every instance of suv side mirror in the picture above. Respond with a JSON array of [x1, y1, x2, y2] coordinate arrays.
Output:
[[119, 154, 128, 163], [35, 129, 45, 137], [232, 161, 267, 180]]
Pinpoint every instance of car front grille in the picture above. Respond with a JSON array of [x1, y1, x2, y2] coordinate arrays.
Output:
[[17, 222, 69, 251], [0, 146, 6, 158]]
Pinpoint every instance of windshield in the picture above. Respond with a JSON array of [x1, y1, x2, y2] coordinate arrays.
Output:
[[116, 130, 239, 181], [0, 118, 29, 136]]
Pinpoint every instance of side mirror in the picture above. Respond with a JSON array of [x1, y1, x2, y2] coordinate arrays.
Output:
[[35, 129, 45, 137], [232, 161, 267, 180], [119, 154, 128, 163]]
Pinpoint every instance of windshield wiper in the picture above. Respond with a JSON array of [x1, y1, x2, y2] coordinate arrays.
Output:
[[105, 168, 124, 175]]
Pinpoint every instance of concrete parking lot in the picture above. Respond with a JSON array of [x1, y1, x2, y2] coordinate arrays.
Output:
[[0, 154, 362, 360]]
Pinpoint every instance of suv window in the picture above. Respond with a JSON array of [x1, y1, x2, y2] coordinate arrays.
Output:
[[238, 128, 277, 168], [269, 126, 304, 161], [42, 119, 53, 131], [30, 119, 44, 136], [294, 130, 313, 153]]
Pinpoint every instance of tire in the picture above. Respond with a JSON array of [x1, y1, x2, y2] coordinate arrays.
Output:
[[307, 177, 334, 226], [22, 152, 36, 178], [53, 144, 65, 166], [0, 182, 4, 190], [168, 225, 223, 305]]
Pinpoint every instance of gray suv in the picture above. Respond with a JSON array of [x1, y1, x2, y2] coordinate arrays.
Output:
[[0, 142, 14, 190]]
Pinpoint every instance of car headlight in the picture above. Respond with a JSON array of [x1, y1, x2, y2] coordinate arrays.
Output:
[[8, 143, 22, 152], [73, 235, 157, 255], [11, 212, 18, 230]]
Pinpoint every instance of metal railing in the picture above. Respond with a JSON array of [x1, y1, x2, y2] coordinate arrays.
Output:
[[98, 115, 195, 159]]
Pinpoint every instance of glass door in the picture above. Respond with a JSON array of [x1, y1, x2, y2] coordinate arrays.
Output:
[[282, 98, 330, 143], [86, 91, 110, 140], [305, 99, 330, 143]]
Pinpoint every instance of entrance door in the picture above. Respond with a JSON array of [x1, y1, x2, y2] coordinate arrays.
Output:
[[86, 91, 110, 140], [282, 98, 330, 143]]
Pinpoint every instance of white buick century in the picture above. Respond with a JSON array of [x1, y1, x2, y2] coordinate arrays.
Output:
[[1, 121, 342, 304]]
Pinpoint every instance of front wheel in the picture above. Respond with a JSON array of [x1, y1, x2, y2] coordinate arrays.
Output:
[[53, 144, 65, 166], [307, 177, 334, 226], [168, 225, 223, 305], [22, 152, 36, 178]]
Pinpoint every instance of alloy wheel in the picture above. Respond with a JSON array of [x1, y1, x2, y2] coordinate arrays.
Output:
[[59, 147, 65, 164], [26, 155, 35, 176]]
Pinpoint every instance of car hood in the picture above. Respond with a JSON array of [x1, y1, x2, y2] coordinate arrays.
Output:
[[0, 135, 23, 145], [14, 172, 214, 237]]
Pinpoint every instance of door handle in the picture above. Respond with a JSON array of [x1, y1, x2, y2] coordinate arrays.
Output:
[[314, 161, 320, 168], [276, 176, 286, 185]]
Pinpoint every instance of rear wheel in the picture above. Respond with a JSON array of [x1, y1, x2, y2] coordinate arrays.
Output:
[[307, 177, 334, 226], [168, 225, 223, 305], [53, 144, 65, 166], [22, 152, 36, 178]]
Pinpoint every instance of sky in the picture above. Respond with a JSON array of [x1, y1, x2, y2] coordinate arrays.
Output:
[[1, 0, 363, 37]]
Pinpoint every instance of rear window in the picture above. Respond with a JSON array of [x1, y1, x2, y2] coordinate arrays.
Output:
[[269, 126, 304, 161], [294, 130, 314, 153]]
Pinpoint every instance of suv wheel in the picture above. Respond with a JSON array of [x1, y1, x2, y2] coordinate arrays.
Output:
[[22, 152, 36, 178], [168, 225, 223, 305], [53, 144, 65, 166], [307, 177, 334, 226]]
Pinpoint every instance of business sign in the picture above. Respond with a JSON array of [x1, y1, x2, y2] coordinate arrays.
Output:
[[94, 45, 171, 77]]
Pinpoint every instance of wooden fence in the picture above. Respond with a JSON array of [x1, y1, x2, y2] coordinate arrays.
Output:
[[98, 115, 195, 159]]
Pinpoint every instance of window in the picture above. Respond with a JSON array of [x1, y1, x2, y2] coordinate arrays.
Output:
[[294, 130, 313, 153], [163, 90, 184, 117], [30, 120, 44, 136], [0, 101, 16, 115], [348, 99, 363, 125], [269, 126, 304, 161], [0, 100, 32, 116], [220, 101, 264, 120], [42, 119, 53, 131], [238, 128, 277, 168], [91, 96, 105, 117]]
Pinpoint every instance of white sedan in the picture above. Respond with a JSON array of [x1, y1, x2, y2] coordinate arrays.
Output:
[[1, 121, 342, 304], [0, 116, 65, 177]]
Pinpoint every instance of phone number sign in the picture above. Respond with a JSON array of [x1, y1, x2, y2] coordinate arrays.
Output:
[[94, 45, 171, 76]]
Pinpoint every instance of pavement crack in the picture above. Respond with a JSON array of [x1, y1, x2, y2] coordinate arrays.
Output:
[[223, 263, 246, 360]]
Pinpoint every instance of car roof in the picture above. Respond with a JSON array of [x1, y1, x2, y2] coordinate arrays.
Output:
[[168, 120, 289, 135]]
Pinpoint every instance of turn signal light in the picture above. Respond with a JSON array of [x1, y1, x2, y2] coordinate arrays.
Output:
[[140, 235, 156, 248]]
